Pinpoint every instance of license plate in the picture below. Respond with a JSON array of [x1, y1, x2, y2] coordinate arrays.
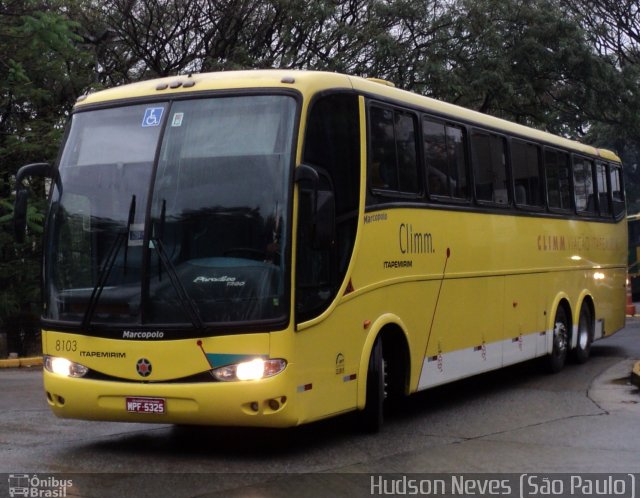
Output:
[[126, 397, 166, 414]]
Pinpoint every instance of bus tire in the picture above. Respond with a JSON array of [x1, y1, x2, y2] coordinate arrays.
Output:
[[546, 305, 569, 373], [572, 303, 593, 364], [360, 337, 385, 433]]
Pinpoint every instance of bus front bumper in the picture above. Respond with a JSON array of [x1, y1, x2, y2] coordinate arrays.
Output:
[[43, 369, 300, 428]]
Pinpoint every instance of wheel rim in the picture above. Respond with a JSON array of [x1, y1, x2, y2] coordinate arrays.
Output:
[[554, 320, 568, 354], [578, 309, 591, 350], [578, 319, 588, 349], [578, 330, 588, 349], [381, 359, 388, 401]]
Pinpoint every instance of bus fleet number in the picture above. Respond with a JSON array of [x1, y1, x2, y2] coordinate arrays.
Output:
[[55, 340, 77, 352]]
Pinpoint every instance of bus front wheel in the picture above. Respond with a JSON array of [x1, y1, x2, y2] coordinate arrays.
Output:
[[546, 305, 569, 373], [360, 337, 385, 433]]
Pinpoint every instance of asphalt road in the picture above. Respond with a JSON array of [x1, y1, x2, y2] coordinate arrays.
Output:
[[1, 320, 639, 498]]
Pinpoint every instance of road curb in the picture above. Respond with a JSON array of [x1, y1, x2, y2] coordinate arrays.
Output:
[[0, 356, 43, 369], [632, 361, 640, 389]]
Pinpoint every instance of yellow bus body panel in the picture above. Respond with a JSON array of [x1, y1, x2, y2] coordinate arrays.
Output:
[[342, 207, 626, 393]]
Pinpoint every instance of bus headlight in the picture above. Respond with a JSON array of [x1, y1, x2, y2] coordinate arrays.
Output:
[[212, 358, 287, 382], [44, 355, 89, 378]]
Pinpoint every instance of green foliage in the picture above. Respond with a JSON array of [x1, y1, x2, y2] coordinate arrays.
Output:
[[405, 0, 621, 135], [0, 198, 44, 233], [0, 191, 43, 325], [0, 1, 94, 340], [1, 0, 640, 345]]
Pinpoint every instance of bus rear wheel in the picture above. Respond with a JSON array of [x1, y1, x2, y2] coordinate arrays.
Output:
[[546, 305, 569, 373], [572, 304, 593, 364]]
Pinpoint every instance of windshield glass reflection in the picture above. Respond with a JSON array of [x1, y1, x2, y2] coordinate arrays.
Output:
[[44, 96, 296, 329]]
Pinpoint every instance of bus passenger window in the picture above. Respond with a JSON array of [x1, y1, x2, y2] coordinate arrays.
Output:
[[545, 149, 572, 210], [596, 162, 611, 216], [610, 165, 625, 217], [573, 156, 596, 214], [423, 119, 448, 195], [395, 112, 418, 192], [446, 126, 468, 199], [369, 105, 419, 195], [471, 130, 507, 204], [370, 107, 396, 189], [423, 118, 468, 200], [511, 140, 543, 207]]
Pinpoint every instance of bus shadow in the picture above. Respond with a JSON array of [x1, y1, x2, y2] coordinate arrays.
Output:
[[590, 343, 629, 358], [87, 360, 543, 459], [87, 350, 624, 460], [87, 415, 357, 461]]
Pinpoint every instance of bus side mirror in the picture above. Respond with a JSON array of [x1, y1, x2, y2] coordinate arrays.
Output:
[[14, 162, 52, 243], [295, 164, 336, 250]]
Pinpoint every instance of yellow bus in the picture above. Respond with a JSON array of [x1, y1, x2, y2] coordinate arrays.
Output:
[[14, 70, 627, 432]]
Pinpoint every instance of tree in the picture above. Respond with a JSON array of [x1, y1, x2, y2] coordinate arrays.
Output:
[[407, 0, 623, 137], [82, 0, 414, 77], [565, 0, 639, 67], [2, 0, 639, 354], [0, 0, 93, 352]]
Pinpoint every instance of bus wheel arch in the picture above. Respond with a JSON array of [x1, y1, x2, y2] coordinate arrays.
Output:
[[357, 321, 410, 432], [572, 296, 595, 364], [545, 299, 572, 373]]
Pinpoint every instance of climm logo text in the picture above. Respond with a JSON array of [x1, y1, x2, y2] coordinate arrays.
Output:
[[399, 223, 435, 255]]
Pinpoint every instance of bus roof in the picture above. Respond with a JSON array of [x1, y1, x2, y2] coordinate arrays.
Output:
[[75, 69, 621, 163]]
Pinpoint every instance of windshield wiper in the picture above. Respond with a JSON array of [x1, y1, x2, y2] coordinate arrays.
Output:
[[152, 199, 204, 330], [81, 195, 135, 330], [152, 236, 204, 330], [123, 195, 136, 274]]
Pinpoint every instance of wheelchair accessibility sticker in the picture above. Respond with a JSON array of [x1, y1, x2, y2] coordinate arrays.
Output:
[[142, 107, 164, 127]]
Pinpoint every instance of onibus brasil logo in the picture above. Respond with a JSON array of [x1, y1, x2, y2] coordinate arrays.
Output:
[[8, 474, 73, 497]]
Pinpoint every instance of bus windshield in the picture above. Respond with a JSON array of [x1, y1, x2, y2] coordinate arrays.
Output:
[[44, 95, 297, 330]]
